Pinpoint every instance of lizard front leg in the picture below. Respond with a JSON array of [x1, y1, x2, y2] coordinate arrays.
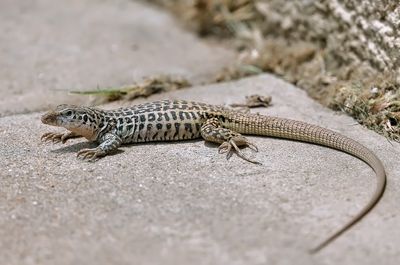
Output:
[[200, 118, 259, 164], [41, 131, 82, 144], [77, 133, 122, 161]]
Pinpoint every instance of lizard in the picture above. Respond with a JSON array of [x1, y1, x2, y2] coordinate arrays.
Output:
[[40, 99, 386, 253]]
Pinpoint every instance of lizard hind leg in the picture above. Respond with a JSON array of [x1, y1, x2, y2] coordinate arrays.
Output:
[[201, 118, 260, 164]]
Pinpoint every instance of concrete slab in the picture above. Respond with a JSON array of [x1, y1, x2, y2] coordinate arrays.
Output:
[[0, 0, 234, 116], [1, 74, 399, 265]]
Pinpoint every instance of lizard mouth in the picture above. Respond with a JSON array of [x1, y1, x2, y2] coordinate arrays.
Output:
[[41, 111, 59, 126]]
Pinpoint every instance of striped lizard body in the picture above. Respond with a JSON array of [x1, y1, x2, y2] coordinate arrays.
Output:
[[41, 99, 386, 253]]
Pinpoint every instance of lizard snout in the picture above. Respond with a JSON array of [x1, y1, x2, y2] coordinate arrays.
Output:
[[41, 111, 59, 125]]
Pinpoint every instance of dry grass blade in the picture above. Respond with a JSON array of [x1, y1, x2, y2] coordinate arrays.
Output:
[[70, 75, 191, 103]]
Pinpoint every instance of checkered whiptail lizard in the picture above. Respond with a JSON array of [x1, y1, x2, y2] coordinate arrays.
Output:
[[41, 99, 386, 253]]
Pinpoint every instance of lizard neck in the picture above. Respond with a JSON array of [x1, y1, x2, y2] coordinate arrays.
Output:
[[68, 107, 106, 141]]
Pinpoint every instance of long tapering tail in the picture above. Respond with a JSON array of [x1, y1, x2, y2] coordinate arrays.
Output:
[[226, 112, 386, 253]]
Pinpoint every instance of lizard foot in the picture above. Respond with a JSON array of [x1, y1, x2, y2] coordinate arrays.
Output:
[[218, 136, 260, 164], [77, 148, 105, 162], [41, 132, 69, 144]]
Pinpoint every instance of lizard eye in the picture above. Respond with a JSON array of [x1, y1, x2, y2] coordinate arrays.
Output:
[[66, 111, 73, 116]]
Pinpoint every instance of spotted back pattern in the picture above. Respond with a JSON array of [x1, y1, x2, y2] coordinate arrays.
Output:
[[98, 100, 225, 143]]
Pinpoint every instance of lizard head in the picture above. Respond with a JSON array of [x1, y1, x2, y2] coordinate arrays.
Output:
[[41, 104, 102, 140]]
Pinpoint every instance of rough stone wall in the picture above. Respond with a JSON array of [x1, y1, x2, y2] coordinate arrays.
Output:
[[255, 0, 400, 73]]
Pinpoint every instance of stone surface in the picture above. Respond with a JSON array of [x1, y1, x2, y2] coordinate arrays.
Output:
[[0, 0, 234, 116], [1, 75, 399, 265], [254, 0, 400, 72]]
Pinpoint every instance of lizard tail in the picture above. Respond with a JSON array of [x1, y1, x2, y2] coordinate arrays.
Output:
[[227, 113, 386, 253]]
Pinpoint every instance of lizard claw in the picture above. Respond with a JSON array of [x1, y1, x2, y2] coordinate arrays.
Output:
[[77, 148, 104, 162], [60, 133, 71, 143], [41, 131, 77, 144], [218, 136, 260, 164], [41, 132, 63, 143]]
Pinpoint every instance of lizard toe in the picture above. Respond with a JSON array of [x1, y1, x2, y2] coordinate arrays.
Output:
[[218, 138, 260, 164], [41, 132, 62, 143], [77, 148, 105, 161]]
